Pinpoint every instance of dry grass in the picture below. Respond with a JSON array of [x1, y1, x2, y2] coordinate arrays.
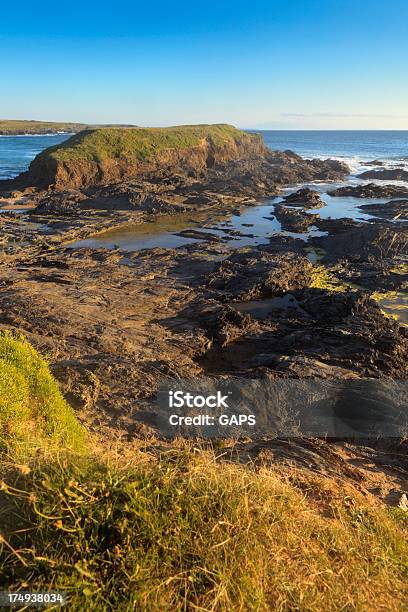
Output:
[[1, 338, 407, 610], [0, 448, 407, 611]]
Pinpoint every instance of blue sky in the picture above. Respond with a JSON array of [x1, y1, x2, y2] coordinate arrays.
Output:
[[1, 0, 407, 129]]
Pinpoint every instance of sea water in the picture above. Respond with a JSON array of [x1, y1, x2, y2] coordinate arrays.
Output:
[[258, 130, 408, 167], [0, 134, 71, 180]]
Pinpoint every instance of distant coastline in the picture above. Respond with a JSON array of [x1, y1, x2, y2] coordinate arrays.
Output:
[[0, 132, 76, 137], [0, 120, 87, 136], [0, 119, 138, 136]]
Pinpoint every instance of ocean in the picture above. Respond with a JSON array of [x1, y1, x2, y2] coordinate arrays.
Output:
[[258, 130, 408, 163], [0, 130, 407, 181], [0, 134, 71, 180]]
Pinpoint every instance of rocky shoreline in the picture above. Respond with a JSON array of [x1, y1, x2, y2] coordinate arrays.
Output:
[[0, 132, 350, 255], [0, 129, 407, 465]]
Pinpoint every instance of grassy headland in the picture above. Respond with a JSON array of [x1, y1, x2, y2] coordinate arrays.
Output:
[[0, 120, 140, 136], [0, 120, 87, 135], [25, 124, 266, 188], [0, 336, 407, 610], [35, 124, 260, 163]]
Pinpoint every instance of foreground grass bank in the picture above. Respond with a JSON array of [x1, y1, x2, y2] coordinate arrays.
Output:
[[1, 451, 407, 610], [0, 337, 407, 610]]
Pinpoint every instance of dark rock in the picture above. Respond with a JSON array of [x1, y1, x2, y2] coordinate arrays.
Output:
[[314, 217, 361, 234], [357, 169, 408, 181], [218, 228, 256, 238], [282, 188, 324, 209], [195, 289, 408, 379], [78, 184, 187, 214], [175, 229, 223, 242], [333, 259, 406, 292], [264, 151, 349, 184], [313, 224, 408, 262], [332, 379, 404, 436], [135, 194, 187, 214], [260, 235, 305, 255], [274, 204, 319, 232], [328, 183, 408, 199], [207, 250, 313, 300], [195, 304, 261, 347], [365, 160, 385, 166], [359, 199, 408, 220], [35, 190, 87, 216]]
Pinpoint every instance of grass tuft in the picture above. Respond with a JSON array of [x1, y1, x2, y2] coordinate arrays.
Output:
[[0, 332, 85, 457]]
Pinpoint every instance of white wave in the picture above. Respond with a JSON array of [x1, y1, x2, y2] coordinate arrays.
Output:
[[294, 152, 408, 183]]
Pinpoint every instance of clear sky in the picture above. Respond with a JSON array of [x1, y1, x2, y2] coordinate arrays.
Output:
[[1, 0, 407, 129]]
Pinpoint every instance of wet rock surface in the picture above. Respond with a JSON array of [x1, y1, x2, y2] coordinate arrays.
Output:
[[357, 168, 408, 181], [313, 224, 407, 263], [191, 284, 408, 380], [328, 183, 408, 198], [274, 204, 319, 232], [175, 229, 223, 242], [359, 199, 408, 220], [282, 188, 325, 208]]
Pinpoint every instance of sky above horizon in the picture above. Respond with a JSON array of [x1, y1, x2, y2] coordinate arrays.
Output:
[[1, 0, 407, 130]]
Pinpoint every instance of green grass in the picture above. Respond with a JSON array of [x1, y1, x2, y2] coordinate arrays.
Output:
[[35, 124, 258, 164], [0, 332, 85, 457], [1, 450, 407, 611]]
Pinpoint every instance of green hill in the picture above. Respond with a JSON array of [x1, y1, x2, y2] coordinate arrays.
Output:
[[26, 124, 267, 188], [40, 124, 260, 162]]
